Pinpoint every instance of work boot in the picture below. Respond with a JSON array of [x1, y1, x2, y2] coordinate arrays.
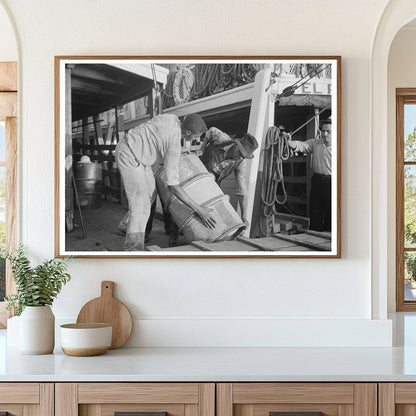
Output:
[[123, 232, 145, 251]]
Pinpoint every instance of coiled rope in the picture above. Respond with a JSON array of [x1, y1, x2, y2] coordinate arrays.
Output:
[[162, 64, 260, 108], [260, 126, 291, 236]]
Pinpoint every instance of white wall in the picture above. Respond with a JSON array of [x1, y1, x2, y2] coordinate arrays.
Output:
[[387, 26, 416, 312], [0, 3, 16, 61], [0, 0, 394, 347]]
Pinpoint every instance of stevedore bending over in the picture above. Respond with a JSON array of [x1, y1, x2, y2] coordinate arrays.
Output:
[[287, 119, 332, 232], [115, 113, 216, 251], [199, 127, 258, 228]]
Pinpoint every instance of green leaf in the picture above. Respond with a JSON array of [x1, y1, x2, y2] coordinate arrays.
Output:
[[5, 245, 71, 315]]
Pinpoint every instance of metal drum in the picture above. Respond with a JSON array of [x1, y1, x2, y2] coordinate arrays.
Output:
[[156, 154, 245, 243], [74, 159, 103, 209]]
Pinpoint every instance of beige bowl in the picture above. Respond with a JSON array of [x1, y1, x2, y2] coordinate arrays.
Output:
[[60, 323, 112, 357]]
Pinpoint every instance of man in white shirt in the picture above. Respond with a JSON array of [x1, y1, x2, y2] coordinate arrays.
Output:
[[115, 113, 216, 251], [288, 120, 332, 232]]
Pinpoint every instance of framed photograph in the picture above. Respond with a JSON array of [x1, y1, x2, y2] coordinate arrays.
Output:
[[55, 56, 341, 258]]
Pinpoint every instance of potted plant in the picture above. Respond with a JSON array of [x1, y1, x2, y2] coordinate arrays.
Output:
[[4, 246, 71, 354]]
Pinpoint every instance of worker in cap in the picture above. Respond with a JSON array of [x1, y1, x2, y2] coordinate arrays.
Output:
[[288, 119, 332, 232], [199, 127, 258, 229], [115, 113, 216, 251]]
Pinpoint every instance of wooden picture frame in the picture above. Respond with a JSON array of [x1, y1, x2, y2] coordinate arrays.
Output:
[[55, 56, 341, 258]]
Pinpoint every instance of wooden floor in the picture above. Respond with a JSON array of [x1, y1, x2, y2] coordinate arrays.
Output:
[[147, 230, 331, 252]]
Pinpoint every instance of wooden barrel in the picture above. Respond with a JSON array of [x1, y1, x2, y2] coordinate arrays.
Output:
[[74, 160, 103, 209], [155, 154, 245, 243]]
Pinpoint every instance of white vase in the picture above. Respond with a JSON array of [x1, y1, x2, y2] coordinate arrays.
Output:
[[19, 306, 55, 354], [6, 315, 20, 347]]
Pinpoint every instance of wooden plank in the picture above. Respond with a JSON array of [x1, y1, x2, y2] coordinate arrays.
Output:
[[397, 93, 408, 311], [217, 384, 233, 416], [78, 383, 199, 404], [185, 404, 199, 416], [298, 228, 331, 240], [398, 404, 416, 416], [396, 88, 416, 96], [190, 241, 214, 251], [23, 405, 36, 416], [236, 236, 303, 251], [199, 384, 215, 416], [79, 404, 101, 416], [277, 233, 330, 244], [38, 383, 54, 416], [5, 116, 17, 284], [396, 404, 416, 416], [379, 383, 395, 416], [395, 383, 416, 403], [274, 245, 311, 252], [55, 383, 78, 416], [146, 244, 201, 251], [0, 92, 17, 120], [0, 383, 39, 403], [354, 383, 377, 416], [233, 383, 354, 404], [271, 233, 329, 251], [337, 404, 354, 416], [191, 240, 257, 252], [238, 405, 253, 416], [0, 62, 17, 91]]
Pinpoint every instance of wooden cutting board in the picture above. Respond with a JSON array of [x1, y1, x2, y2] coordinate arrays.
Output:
[[76, 281, 133, 349]]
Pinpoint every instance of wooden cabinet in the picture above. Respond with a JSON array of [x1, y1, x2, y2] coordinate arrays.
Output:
[[379, 383, 416, 416], [0, 383, 53, 415], [55, 383, 215, 416], [3, 380, 415, 416], [217, 383, 377, 416]]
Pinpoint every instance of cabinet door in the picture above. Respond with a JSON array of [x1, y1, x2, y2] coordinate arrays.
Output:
[[217, 383, 377, 416], [0, 383, 53, 415], [379, 383, 416, 416], [55, 383, 215, 416]]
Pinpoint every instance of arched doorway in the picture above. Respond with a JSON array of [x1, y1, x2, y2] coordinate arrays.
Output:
[[371, 1, 416, 318]]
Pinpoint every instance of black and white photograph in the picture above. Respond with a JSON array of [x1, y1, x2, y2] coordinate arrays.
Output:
[[55, 57, 341, 257]]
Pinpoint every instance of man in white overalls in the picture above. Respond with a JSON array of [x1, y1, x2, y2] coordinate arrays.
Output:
[[115, 113, 216, 251]]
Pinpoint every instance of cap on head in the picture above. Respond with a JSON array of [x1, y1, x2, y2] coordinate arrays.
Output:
[[234, 133, 258, 159], [182, 114, 208, 135]]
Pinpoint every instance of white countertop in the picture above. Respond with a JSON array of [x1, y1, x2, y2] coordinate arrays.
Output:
[[3, 313, 416, 382], [3, 346, 416, 382]]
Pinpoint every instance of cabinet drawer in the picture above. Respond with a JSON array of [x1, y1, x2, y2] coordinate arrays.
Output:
[[56, 383, 215, 416], [0, 383, 53, 415], [217, 383, 376, 416], [78, 383, 200, 404]]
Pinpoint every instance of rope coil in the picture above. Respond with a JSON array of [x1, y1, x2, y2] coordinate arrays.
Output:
[[162, 64, 260, 108], [173, 68, 195, 105], [260, 126, 291, 235]]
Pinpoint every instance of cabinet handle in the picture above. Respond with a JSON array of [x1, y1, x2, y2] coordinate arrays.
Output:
[[115, 412, 167, 416], [270, 413, 323, 416]]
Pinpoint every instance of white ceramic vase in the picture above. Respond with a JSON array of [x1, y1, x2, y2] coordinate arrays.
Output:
[[19, 305, 55, 354], [6, 315, 20, 347]]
